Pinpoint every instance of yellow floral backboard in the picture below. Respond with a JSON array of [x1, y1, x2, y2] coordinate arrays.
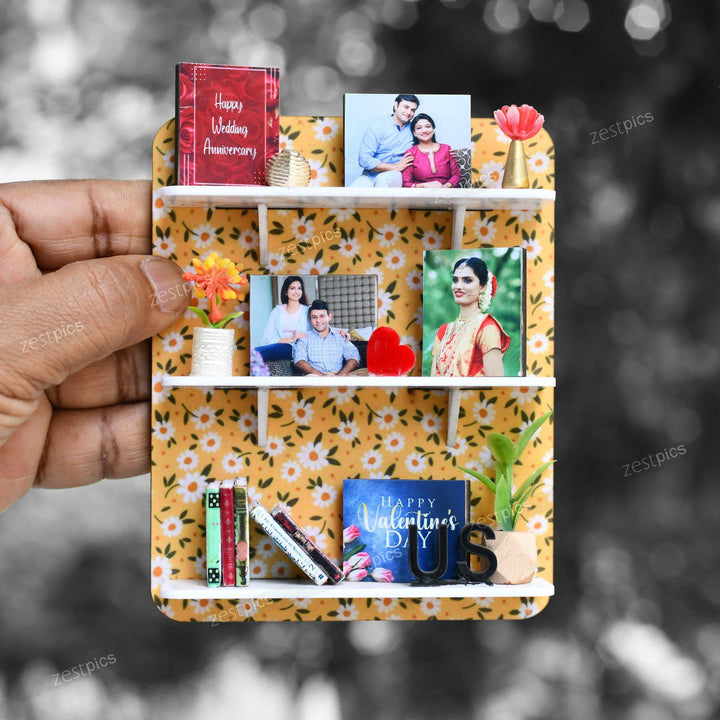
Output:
[[150, 116, 555, 622]]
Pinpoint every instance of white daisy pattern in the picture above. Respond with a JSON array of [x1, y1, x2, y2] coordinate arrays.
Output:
[[338, 236, 361, 258], [384, 248, 407, 271], [374, 597, 399, 614], [199, 432, 222, 453], [328, 387, 355, 405], [278, 134, 294, 153], [446, 436, 469, 457], [420, 412, 442, 436], [337, 420, 360, 442], [374, 405, 400, 430], [308, 158, 330, 186], [191, 406, 216, 430], [177, 473, 206, 502], [280, 460, 303, 483], [543, 268, 554, 289], [255, 534, 278, 560], [161, 332, 185, 354], [176, 450, 199, 472], [297, 441, 330, 471], [190, 598, 213, 615], [311, 484, 338, 508], [337, 605, 359, 621], [361, 449, 384, 473], [267, 252, 287, 273], [374, 223, 401, 247], [421, 229, 443, 251], [290, 399, 314, 425], [154, 236, 176, 257], [405, 452, 427, 474], [235, 227, 258, 252], [473, 217, 497, 243], [529, 333, 550, 355], [514, 208, 538, 224], [151, 557, 172, 588], [405, 268, 423, 291], [329, 208, 356, 221], [383, 432, 406, 453], [376, 289, 393, 319], [297, 257, 331, 275], [419, 598, 441, 617], [291, 215, 315, 238], [191, 224, 218, 250], [526, 514, 549, 535], [528, 151, 550, 173], [161, 516, 183, 538], [519, 600, 540, 618], [152, 420, 175, 442], [313, 117, 340, 141], [236, 412, 257, 436], [264, 436, 286, 457], [221, 453, 243, 474], [510, 386, 538, 406], [523, 236, 542, 261], [473, 399, 496, 425], [151, 188, 168, 221], [151, 372, 170, 405], [479, 161, 505, 188]]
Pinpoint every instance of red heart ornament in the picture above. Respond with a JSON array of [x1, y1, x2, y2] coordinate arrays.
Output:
[[367, 327, 416, 376]]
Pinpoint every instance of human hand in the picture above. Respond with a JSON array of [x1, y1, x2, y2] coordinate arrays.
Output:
[[394, 155, 413, 172], [0, 180, 190, 513], [292, 331, 307, 340]]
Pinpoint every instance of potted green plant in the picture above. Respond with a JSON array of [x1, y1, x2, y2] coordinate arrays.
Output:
[[459, 410, 554, 584]]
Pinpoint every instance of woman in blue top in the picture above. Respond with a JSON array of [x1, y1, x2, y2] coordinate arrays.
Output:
[[255, 276, 311, 362]]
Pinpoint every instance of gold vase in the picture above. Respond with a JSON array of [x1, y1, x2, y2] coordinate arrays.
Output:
[[265, 149, 311, 187], [501, 140, 530, 189]]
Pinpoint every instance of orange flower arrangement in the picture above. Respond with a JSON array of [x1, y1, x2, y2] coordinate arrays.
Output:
[[182, 252, 248, 328]]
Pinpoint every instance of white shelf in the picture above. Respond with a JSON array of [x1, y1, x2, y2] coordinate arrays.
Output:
[[161, 374, 556, 390], [160, 577, 555, 600], [161, 374, 555, 447], [159, 185, 555, 264]]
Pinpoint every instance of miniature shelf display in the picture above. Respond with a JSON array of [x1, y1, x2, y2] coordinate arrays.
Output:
[[151, 115, 555, 622]]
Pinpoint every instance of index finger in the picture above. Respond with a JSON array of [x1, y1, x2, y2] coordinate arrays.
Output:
[[0, 179, 152, 270]]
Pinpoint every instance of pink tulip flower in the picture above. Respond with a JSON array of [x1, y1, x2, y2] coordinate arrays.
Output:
[[493, 104, 544, 141], [344, 552, 371, 573], [371, 567, 394, 583], [343, 525, 361, 544], [346, 568, 368, 581]]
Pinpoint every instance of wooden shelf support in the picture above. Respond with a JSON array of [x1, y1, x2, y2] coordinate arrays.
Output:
[[257, 387, 269, 446], [452, 205, 466, 249], [258, 203, 269, 266], [447, 388, 462, 447]]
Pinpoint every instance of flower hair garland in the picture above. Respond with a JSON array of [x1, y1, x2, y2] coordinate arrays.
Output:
[[478, 272, 498, 313]]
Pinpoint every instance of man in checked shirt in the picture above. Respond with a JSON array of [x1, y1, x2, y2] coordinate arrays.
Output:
[[292, 300, 360, 376]]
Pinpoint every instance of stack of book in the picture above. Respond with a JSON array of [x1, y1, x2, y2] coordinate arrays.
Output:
[[205, 480, 343, 587]]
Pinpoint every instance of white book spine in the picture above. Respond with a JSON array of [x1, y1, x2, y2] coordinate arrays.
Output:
[[249, 503, 329, 585]]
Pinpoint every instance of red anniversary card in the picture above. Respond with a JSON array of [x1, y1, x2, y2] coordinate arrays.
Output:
[[175, 63, 279, 186]]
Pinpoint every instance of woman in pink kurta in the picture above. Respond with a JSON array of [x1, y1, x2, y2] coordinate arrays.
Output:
[[401, 113, 461, 188]]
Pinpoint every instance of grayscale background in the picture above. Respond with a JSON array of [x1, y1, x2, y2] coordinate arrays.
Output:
[[1, 1, 718, 718]]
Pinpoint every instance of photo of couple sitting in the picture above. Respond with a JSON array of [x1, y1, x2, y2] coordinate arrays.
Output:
[[252, 275, 376, 377], [346, 93, 471, 189]]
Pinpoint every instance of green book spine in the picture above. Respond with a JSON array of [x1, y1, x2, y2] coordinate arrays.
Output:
[[234, 480, 249, 586], [205, 481, 222, 587]]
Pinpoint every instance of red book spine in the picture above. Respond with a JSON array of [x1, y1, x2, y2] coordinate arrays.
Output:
[[220, 484, 236, 586]]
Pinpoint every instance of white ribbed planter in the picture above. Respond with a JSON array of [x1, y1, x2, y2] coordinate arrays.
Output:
[[190, 327, 235, 376]]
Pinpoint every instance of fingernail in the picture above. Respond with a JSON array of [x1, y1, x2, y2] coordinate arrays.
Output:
[[140, 258, 190, 314]]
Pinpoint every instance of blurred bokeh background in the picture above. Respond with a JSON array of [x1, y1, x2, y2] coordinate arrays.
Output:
[[2, 0, 719, 718]]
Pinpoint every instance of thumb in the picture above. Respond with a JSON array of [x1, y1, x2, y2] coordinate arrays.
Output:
[[0, 255, 190, 398]]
